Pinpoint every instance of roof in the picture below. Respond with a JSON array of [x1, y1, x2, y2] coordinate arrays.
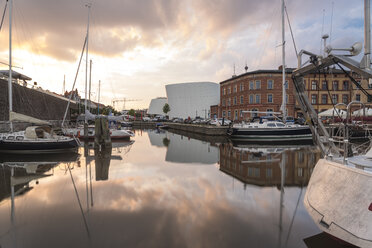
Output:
[[220, 67, 348, 85]]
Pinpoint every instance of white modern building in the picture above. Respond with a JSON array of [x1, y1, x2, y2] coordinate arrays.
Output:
[[165, 82, 219, 119], [148, 97, 167, 115]]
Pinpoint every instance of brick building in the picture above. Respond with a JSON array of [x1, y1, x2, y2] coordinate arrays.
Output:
[[214, 68, 372, 121]]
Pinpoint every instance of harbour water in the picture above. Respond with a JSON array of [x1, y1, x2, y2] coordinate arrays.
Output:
[[0, 129, 343, 248]]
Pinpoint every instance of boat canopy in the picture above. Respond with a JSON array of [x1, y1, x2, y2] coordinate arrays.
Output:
[[25, 126, 53, 139], [10, 111, 50, 125], [318, 108, 347, 118]]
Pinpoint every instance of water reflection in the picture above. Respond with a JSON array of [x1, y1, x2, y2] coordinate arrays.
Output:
[[219, 143, 321, 187], [95, 147, 112, 181]]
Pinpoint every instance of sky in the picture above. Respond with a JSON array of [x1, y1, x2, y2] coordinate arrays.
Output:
[[0, 0, 366, 110]]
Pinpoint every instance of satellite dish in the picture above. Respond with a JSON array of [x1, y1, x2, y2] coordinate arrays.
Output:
[[350, 42, 362, 56]]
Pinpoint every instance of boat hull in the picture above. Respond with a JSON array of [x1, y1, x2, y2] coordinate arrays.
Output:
[[229, 126, 313, 141], [304, 159, 372, 248], [0, 139, 79, 154]]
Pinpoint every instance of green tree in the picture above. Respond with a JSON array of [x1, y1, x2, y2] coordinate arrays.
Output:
[[128, 109, 135, 116], [163, 103, 170, 115]]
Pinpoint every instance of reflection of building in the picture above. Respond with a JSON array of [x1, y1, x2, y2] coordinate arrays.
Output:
[[148, 97, 167, 116], [219, 143, 321, 187], [166, 82, 219, 119], [148, 129, 168, 147], [165, 132, 218, 164]]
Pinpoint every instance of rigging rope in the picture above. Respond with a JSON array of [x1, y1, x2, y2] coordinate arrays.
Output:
[[284, 2, 298, 57], [0, 0, 7, 32]]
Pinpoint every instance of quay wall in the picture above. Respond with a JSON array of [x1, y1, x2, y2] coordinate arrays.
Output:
[[0, 79, 76, 123], [167, 123, 229, 136]]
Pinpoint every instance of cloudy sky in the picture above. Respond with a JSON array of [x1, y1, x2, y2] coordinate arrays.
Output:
[[0, 0, 366, 109]]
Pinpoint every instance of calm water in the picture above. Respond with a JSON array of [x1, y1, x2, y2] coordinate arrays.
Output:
[[0, 129, 334, 248]]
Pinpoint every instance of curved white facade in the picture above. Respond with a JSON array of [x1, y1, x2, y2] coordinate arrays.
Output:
[[165, 82, 219, 119], [148, 97, 167, 115]]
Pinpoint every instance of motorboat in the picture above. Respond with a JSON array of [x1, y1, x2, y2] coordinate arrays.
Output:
[[64, 125, 134, 140]]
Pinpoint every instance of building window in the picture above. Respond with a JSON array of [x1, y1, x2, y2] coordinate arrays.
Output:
[[240, 83, 244, 91], [368, 95, 372, 102], [228, 98, 231, 106], [298, 168, 304, 177], [240, 110, 244, 117], [228, 87, 231, 94], [222, 111, 226, 117], [228, 111, 231, 118], [249, 94, 254, 104], [249, 81, 254, 90], [223, 88, 226, 95], [234, 110, 238, 120], [233, 85, 237, 93], [311, 94, 317, 104], [222, 99, 226, 106], [321, 94, 327, 104], [256, 94, 261, 103], [322, 81, 328, 90], [255, 80, 261, 89], [267, 80, 274, 89], [311, 81, 317, 90], [332, 81, 339, 90], [368, 80, 372, 89], [332, 94, 338, 104], [267, 94, 273, 103], [357, 81, 362, 89], [233, 96, 237, 105], [240, 95, 244, 104], [343, 81, 349, 90], [356, 94, 361, 101], [342, 94, 348, 104], [285, 80, 289, 89], [266, 168, 273, 178]]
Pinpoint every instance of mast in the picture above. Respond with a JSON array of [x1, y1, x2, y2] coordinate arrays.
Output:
[[84, 3, 91, 123], [281, 0, 286, 123], [97, 80, 101, 115], [89, 59, 92, 112], [8, 0, 13, 132]]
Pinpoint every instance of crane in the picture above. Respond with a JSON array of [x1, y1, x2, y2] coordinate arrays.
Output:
[[112, 98, 141, 111]]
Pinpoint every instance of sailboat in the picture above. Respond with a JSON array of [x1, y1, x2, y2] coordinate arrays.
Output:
[[0, 0, 79, 154], [62, 5, 134, 141], [292, 0, 372, 247], [228, 0, 312, 143]]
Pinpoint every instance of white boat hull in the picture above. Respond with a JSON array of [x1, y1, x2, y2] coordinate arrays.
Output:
[[304, 158, 372, 248]]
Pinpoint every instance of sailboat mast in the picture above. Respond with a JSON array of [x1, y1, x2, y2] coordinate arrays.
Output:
[[8, 0, 13, 132], [84, 4, 91, 123], [281, 0, 286, 123], [98, 80, 101, 115]]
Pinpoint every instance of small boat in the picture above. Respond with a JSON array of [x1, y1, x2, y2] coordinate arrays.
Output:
[[64, 125, 134, 140]]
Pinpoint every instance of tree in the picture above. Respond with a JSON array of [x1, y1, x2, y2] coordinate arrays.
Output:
[[128, 109, 135, 116], [163, 103, 170, 115]]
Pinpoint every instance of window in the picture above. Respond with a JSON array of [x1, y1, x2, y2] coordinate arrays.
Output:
[[356, 94, 361, 101], [298, 168, 304, 177], [311, 94, 317, 104], [255, 80, 261, 89], [267, 94, 273, 103], [233, 85, 237, 93], [266, 168, 273, 178], [223, 88, 226, 95], [228, 111, 231, 118], [267, 80, 274, 89], [234, 110, 238, 119], [240, 95, 244, 104], [267, 123, 276, 127], [332, 94, 338, 104], [228, 87, 231, 94], [249, 81, 254, 90], [240, 83, 244, 91], [368, 95, 372, 102], [332, 81, 339, 90], [285, 80, 289, 89], [322, 81, 328, 90], [228, 98, 231, 106], [256, 94, 261, 103], [233, 96, 237, 105], [343, 81, 349, 90], [311, 81, 317, 90], [357, 81, 362, 89], [222, 99, 226, 106], [240, 110, 243, 117], [249, 95, 254, 104], [321, 94, 327, 104], [369, 80, 372, 89], [222, 111, 226, 117], [342, 94, 348, 104]]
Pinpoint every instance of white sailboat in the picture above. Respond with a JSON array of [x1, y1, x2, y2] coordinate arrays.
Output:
[[293, 0, 372, 247], [62, 5, 134, 141], [0, 0, 79, 154], [229, 0, 312, 143]]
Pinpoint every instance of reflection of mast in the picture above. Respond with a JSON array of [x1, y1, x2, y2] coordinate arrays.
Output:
[[278, 152, 286, 248]]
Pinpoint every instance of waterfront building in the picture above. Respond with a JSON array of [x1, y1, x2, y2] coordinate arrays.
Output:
[[148, 97, 168, 116], [216, 67, 372, 121], [165, 82, 219, 119]]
